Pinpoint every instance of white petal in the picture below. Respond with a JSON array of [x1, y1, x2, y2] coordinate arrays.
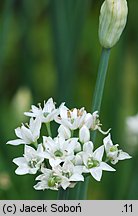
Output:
[[75, 153, 83, 165], [37, 144, 44, 154], [49, 158, 62, 167], [43, 136, 56, 150], [61, 180, 70, 190], [59, 104, 68, 119], [118, 151, 132, 160], [62, 160, 73, 170], [70, 173, 84, 182], [34, 182, 47, 190], [30, 118, 41, 139], [32, 105, 40, 112], [24, 145, 36, 156], [15, 167, 29, 175], [28, 168, 38, 174], [44, 109, 58, 122], [58, 125, 71, 139], [21, 125, 33, 143], [79, 125, 90, 143], [90, 168, 102, 181], [15, 128, 22, 139], [83, 141, 94, 154], [74, 165, 84, 173], [82, 153, 89, 166], [6, 139, 26, 145], [93, 145, 104, 161], [13, 157, 26, 166], [41, 168, 53, 176], [61, 119, 72, 129], [103, 133, 113, 152], [43, 98, 55, 113], [100, 162, 115, 171], [74, 142, 81, 152], [66, 138, 79, 152], [24, 112, 35, 117], [84, 113, 93, 129]]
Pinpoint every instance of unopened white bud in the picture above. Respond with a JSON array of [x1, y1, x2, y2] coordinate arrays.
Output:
[[79, 125, 90, 143], [99, 0, 128, 48], [58, 125, 71, 139]]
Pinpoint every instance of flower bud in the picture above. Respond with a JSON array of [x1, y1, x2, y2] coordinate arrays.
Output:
[[99, 0, 128, 48], [79, 125, 90, 143], [58, 125, 71, 139]]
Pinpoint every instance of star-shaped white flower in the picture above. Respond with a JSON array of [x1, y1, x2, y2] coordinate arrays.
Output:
[[81, 142, 115, 181], [55, 104, 87, 130], [34, 168, 61, 191], [13, 144, 44, 175], [24, 98, 58, 123], [54, 161, 84, 190], [7, 117, 41, 145], [103, 134, 132, 164], [41, 136, 81, 167], [84, 111, 110, 134]]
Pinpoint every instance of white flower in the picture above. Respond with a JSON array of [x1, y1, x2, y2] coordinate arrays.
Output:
[[34, 168, 61, 191], [79, 125, 90, 143], [41, 136, 81, 167], [24, 98, 58, 123], [54, 161, 84, 190], [58, 125, 71, 139], [82, 143, 115, 181], [7, 117, 41, 145], [103, 134, 132, 164], [55, 104, 87, 130], [84, 111, 110, 134], [13, 144, 44, 175]]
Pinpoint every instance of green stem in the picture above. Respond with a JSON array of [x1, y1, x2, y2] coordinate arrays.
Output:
[[46, 122, 52, 137], [33, 141, 38, 148], [92, 48, 111, 112], [77, 48, 111, 199], [57, 188, 69, 200]]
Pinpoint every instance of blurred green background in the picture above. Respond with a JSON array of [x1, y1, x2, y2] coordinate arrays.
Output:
[[0, 0, 138, 200]]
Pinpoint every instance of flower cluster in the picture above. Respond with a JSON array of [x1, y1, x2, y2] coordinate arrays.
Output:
[[7, 98, 131, 191]]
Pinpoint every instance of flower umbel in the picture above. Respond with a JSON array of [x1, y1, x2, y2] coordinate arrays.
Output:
[[7, 98, 131, 191]]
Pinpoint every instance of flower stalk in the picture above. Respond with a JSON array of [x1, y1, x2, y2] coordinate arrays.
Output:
[[46, 122, 52, 137], [57, 188, 69, 200], [92, 48, 111, 112], [76, 0, 129, 199], [77, 48, 111, 199]]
